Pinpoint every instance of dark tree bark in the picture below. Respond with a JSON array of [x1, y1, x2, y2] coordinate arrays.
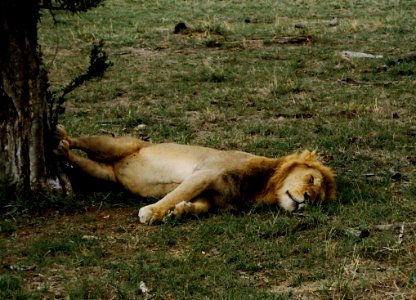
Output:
[[0, 0, 106, 199], [0, 0, 50, 193]]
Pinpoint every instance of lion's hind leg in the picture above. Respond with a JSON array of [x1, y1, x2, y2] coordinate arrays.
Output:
[[55, 139, 117, 182], [71, 136, 149, 161], [55, 125, 150, 161]]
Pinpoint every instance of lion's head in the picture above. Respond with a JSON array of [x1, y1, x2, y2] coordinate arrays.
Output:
[[274, 150, 336, 212]]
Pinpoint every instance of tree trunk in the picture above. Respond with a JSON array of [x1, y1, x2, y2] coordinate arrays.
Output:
[[0, 0, 50, 193]]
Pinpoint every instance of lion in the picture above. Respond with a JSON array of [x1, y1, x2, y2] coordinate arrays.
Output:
[[55, 126, 336, 224]]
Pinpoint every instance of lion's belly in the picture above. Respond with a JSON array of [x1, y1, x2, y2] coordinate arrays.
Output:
[[113, 145, 200, 197]]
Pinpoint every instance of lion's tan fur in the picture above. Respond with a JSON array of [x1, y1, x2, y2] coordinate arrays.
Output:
[[55, 126, 336, 224]]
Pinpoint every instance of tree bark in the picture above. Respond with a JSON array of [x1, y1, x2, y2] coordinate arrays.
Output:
[[0, 0, 50, 193]]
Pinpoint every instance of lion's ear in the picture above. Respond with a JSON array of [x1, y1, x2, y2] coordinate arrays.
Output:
[[308, 175, 315, 184], [300, 150, 317, 161]]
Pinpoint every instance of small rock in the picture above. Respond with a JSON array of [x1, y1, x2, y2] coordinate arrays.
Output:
[[135, 124, 147, 130], [139, 281, 150, 294], [82, 235, 99, 240], [328, 17, 338, 27]]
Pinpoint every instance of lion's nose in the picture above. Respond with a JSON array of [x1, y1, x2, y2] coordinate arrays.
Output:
[[304, 192, 311, 203]]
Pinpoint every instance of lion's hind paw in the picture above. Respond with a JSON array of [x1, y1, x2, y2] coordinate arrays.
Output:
[[54, 124, 71, 143], [54, 140, 70, 158]]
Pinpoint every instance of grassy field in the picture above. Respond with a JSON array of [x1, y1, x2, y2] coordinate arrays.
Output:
[[1, 0, 416, 298]]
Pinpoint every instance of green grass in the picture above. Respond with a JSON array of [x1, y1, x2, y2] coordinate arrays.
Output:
[[1, 0, 415, 298]]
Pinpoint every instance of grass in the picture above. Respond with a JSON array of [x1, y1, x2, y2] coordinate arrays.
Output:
[[1, 0, 416, 298]]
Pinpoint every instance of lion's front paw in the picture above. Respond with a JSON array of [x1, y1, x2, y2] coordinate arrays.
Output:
[[53, 140, 70, 158], [139, 205, 165, 225]]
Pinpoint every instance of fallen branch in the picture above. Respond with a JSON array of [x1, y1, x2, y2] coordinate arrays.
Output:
[[227, 35, 312, 48], [345, 222, 416, 242], [376, 51, 416, 72], [341, 51, 383, 59], [397, 224, 404, 245], [337, 77, 392, 87], [372, 222, 416, 231], [268, 35, 312, 44]]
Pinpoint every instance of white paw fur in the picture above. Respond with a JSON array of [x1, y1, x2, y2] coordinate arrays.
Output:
[[138, 205, 154, 224]]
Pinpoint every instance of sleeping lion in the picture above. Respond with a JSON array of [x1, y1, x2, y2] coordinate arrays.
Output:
[[55, 126, 336, 224]]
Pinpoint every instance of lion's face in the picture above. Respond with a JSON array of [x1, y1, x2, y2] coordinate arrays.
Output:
[[278, 166, 327, 211]]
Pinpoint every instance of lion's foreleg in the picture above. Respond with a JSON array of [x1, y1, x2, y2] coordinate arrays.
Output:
[[138, 170, 218, 224]]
